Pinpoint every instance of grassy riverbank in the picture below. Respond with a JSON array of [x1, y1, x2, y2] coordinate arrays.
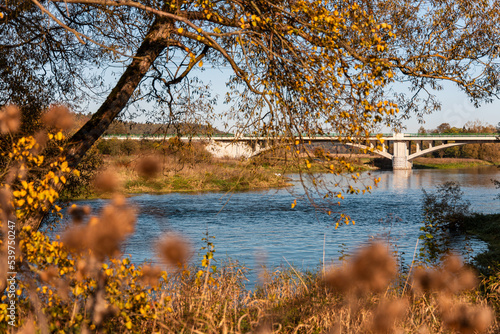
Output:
[[75, 153, 375, 199], [465, 213, 500, 272], [412, 157, 496, 169], [120, 157, 289, 194]]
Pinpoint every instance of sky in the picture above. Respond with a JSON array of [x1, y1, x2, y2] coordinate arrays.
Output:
[[88, 65, 500, 134], [183, 67, 500, 133], [399, 81, 500, 133]]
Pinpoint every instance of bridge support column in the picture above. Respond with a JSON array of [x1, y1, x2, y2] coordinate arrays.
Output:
[[393, 156, 412, 170], [392, 133, 412, 170]]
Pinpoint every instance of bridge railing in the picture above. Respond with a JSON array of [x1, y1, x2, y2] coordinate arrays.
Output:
[[102, 133, 237, 138], [102, 132, 500, 140], [404, 133, 500, 137]]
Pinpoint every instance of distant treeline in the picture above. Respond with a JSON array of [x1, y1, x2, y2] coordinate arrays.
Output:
[[416, 120, 500, 161], [73, 113, 224, 136]]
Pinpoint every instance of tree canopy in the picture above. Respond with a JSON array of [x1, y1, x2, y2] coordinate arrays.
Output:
[[1, 0, 500, 226], [1, 1, 496, 161]]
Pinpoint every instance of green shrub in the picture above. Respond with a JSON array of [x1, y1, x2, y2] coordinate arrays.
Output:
[[97, 139, 121, 155], [120, 139, 139, 155]]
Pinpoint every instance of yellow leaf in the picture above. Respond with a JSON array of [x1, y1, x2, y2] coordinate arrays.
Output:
[[60, 176, 66, 184], [126, 321, 132, 329], [177, 27, 183, 33], [198, 60, 203, 67], [73, 170, 80, 177], [21, 181, 28, 189], [74, 286, 83, 296]]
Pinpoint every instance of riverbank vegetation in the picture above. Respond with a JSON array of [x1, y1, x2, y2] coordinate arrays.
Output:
[[1, 118, 498, 333], [412, 158, 496, 169], [3, 0, 500, 332], [6, 223, 498, 333], [63, 136, 378, 199]]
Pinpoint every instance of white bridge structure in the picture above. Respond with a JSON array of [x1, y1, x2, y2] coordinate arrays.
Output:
[[102, 132, 500, 170]]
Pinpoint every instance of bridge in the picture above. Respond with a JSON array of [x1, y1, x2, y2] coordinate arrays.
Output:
[[102, 132, 500, 170]]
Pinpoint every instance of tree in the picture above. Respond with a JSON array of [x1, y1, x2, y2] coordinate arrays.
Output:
[[419, 181, 471, 263], [436, 123, 452, 134], [2, 0, 500, 228]]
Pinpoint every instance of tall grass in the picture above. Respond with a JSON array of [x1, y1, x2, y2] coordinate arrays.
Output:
[[1, 105, 498, 333]]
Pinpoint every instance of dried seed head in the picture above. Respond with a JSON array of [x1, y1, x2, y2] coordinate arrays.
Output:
[[417, 325, 430, 334], [68, 204, 91, 224], [254, 319, 273, 334], [17, 318, 35, 334], [412, 267, 446, 294], [54, 278, 70, 302], [327, 324, 341, 334], [351, 242, 397, 293], [93, 169, 120, 193], [42, 105, 74, 130], [99, 197, 136, 237], [39, 266, 59, 283], [63, 198, 136, 261], [157, 234, 192, 268], [34, 130, 49, 148], [62, 224, 89, 253], [323, 267, 352, 293], [86, 201, 136, 260], [75, 260, 89, 281], [412, 255, 478, 295], [441, 303, 493, 334], [443, 254, 463, 274], [136, 155, 161, 179], [0, 188, 13, 221], [111, 194, 127, 207], [324, 242, 397, 295], [457, 269, 478, 291], [370, 298, 408, 333], [140, 265, 163, 286], [0, 105, 21, 134]]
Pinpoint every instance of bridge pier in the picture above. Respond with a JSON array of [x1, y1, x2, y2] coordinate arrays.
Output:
[[392, 133, 412, 170], [392, 156, 412, 170]]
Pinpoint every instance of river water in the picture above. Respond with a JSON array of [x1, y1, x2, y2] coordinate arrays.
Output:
[[63, 166, 499, 286]]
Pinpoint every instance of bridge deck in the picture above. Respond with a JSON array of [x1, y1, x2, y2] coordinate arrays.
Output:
[[102, 133, 500, 142]]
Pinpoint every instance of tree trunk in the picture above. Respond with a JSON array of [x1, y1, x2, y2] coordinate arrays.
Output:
[[66, 18, 171, 168], [26, 18, 172, 230]]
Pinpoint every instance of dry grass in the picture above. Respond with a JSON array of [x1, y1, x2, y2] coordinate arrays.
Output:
[[138, 246, 499, 334], [106, 154, 290, 195]]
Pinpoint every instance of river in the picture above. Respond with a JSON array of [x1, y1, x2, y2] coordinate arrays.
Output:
[[61, 166, 499, 286]]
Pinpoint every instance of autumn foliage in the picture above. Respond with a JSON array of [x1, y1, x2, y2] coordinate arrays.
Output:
[[0, 105, 497, 333]]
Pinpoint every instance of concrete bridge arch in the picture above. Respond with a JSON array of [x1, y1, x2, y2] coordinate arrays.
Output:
[[102, 133, 499, 169]]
